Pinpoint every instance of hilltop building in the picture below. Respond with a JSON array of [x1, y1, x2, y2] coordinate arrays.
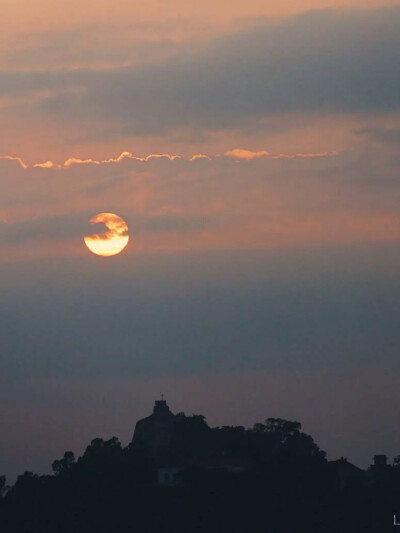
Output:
[[132, 399, 245, 485], [328, 457, 366, 489], [132, 398, 176, 459]]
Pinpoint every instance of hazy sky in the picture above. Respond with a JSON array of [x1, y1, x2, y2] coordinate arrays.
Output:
[[1, 0, 400, 481]]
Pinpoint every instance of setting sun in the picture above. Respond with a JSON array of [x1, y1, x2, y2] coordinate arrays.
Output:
[[84, 212, 129, 257]]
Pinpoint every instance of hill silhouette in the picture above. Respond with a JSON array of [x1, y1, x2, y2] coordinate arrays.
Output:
[[1, 399, 399, 532]]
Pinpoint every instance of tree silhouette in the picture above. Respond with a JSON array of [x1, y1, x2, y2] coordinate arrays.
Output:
[[52, 451, 75, 475], [0, 476, 8, 500]]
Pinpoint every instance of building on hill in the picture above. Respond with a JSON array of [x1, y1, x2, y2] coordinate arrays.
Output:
[[328, 457, 366, 489], [371, 454, 388, 469], [132, 399, 245, 484], [132, 398, 176, 459], [368, 454, 392, 483]]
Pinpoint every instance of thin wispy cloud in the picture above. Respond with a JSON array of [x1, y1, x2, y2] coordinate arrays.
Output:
[[0, 149, 338, 170]]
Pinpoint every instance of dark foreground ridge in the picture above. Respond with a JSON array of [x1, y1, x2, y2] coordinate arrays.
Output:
[[1, 399, 400, 532]]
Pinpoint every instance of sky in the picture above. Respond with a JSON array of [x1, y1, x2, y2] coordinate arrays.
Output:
[[1, 0, 400, 481]]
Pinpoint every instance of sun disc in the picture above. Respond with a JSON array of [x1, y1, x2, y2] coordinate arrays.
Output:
[[84, 212, 129, 257]]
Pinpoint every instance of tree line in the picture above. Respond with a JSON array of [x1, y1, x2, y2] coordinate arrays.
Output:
[[1, 415, 400, 532]]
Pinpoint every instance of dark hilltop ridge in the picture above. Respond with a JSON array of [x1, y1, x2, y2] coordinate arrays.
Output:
[[1, 399, 400, 533]]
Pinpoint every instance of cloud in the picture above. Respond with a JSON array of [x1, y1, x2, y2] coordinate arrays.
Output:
[[224, 148, 337, 160], [356, 126, 400, 144], [1, 245, 400, 383], [0, 210, 220, 248], [63, 152, 182, 168], [34, 161, 56, 168], [0, 213, 90, 245], [0, 155, 28, 169], [0, 148, 336, 170], [0, 24, 182, 71], [0, 151, 199, 170], [224, 148, 269, 159], [1, 6, 398, 140]]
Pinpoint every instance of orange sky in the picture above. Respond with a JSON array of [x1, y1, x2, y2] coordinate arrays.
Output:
[[3, 0, 398, 32], [0, 2, 399, 256]]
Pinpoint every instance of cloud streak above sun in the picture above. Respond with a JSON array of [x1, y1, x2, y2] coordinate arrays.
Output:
[[0, 149, 338, 170]]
